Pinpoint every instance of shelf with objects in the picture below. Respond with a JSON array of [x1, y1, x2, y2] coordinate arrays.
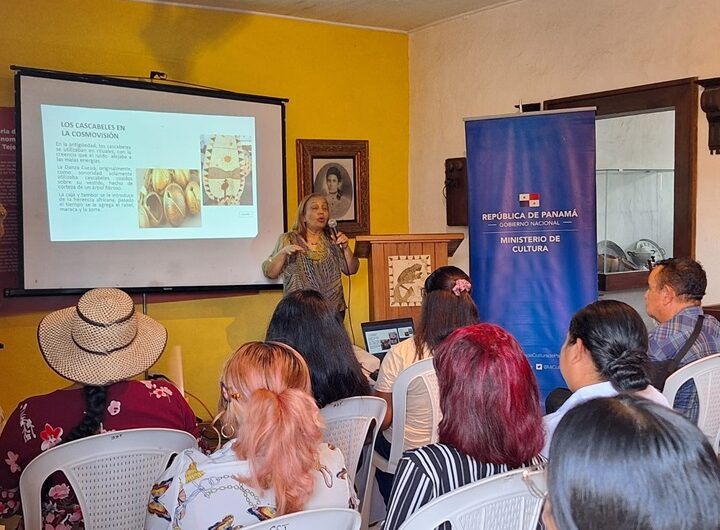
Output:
[[596, 168, 674, 291]]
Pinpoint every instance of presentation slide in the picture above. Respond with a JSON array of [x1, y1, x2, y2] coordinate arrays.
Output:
[[16, 70, 287, 292], [41, 105, 258, 241]]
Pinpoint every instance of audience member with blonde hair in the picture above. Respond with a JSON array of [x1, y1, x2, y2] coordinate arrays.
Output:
[[145, 341, 353, 529]]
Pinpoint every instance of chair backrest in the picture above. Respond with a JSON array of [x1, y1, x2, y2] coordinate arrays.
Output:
[[244, 508, 361, 530], [320, 396, 387, 485], [19, 428, 198, 529], [397, 467, 547, 530], [387, 357, 441, 472], [663, 352, 720, 451]]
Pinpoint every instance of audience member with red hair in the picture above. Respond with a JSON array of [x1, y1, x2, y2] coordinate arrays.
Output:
[[145, 341, 354, 529], [383, 323, 545, 530]]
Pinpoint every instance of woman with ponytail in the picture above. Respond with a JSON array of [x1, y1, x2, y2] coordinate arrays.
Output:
[[0, 288, 201, 529], [542, 300, 670, 456], [373, 265, 479, 503], [145, 341, 354, 529]]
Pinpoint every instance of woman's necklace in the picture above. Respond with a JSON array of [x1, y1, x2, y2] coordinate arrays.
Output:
[[303, 232, 327, 261], [305, 230, 321, 246]]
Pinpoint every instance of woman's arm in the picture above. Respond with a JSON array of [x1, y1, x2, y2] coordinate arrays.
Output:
[[145, 452, 188, 529], [373, 344, 406, 432], [342, 244, 360, 275], [373, 390, 393, 431], [262, 235, 303, 279], [159, 380, 210, 454]]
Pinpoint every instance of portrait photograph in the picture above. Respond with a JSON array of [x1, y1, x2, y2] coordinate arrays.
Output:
[[296, 139, 370, 237], [312, 159, 355, 221]]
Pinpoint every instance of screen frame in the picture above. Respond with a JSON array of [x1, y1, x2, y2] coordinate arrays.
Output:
[[7, 66, 289, 297], [361, 317, 416, 356]]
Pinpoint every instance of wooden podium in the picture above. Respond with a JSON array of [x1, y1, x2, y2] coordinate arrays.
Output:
[[354, 233, 464, 323]]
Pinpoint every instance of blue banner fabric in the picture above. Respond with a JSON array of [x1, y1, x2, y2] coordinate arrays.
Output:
[[465, 110, 597, 401]]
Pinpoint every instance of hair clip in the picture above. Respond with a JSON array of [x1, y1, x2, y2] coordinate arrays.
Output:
[[452, 278, 472, 296], [221, 381, 242, 400]]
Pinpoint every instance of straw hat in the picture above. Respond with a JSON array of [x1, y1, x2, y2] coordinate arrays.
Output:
[[37, 288, 167, 386]]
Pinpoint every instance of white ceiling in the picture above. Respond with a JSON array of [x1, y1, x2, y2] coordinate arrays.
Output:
[[140, 0, 515, 32]]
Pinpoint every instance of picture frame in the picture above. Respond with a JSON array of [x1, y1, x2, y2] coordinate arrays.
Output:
[[296, 139, 370, 237]]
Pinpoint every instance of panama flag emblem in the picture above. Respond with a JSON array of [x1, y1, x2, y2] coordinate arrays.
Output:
[[519, 193, 540, 207]]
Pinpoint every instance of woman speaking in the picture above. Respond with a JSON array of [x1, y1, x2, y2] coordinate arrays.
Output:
[[262, 193, 359, 319]]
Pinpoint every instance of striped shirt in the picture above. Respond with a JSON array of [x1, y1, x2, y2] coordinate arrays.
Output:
[[384, 443, 546, 530]]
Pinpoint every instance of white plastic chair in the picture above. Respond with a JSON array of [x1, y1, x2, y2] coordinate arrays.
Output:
[[243, 508, 361, 529], [320, 395, 387, 486], [321, 396, 386, 528], [19, 428, 198, 529], [372, 357, 441, 474], [365, 357, 441, 527], [663, 352, 720, 452], [397, 467, 547, 530]]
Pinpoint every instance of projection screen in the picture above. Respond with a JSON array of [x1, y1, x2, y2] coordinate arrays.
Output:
[[13, 67, 287, 294]]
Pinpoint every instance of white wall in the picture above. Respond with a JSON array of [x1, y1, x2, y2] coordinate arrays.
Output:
[[409, 0, 720, 302], [596, 111, 674, 171]]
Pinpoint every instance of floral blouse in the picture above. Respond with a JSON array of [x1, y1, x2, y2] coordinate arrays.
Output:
[[0, 380, 203, 530], [144, 441, 355, 529]]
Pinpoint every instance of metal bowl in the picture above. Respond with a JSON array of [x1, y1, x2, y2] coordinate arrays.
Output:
[[627, 250, 653, 269], [597, 240, 628, 260]]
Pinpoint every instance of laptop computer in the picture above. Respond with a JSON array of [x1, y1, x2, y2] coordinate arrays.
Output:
[[361, 317, 415, 360]]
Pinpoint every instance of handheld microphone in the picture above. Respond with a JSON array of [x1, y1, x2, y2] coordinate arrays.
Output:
[[327, 218, 339, 238], [328, 218, 346, 249]]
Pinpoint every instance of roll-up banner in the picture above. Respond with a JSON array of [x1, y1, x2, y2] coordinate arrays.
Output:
[[465, 109, 597, 402]]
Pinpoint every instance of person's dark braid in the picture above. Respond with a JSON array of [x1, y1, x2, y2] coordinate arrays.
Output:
[[65, 385, 108, 443], [569, 300, 652, 392], [601, 349, 650, 392]]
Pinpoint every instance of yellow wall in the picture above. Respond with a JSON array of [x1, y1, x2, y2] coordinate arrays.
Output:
[[0, 0, 409, 417]]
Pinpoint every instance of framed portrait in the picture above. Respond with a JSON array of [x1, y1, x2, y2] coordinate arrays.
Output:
[[296, 139, 369, 237]]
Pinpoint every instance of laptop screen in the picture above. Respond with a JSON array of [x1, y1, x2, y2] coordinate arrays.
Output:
[[361, 318, 415, 357]]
